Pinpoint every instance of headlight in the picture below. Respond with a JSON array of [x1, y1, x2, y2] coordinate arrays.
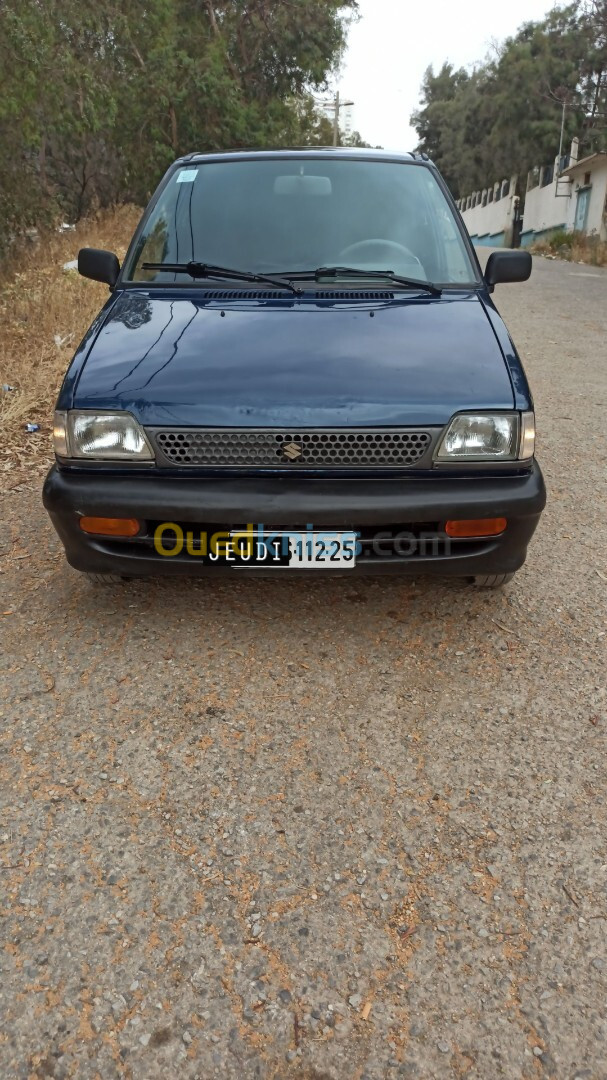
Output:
[[54, 410, 153, 460], [436, 412, 533, 461]]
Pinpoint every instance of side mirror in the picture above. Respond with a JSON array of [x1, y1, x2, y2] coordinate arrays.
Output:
[[78, 248, 120, 287], [485, 250, 532, 287]]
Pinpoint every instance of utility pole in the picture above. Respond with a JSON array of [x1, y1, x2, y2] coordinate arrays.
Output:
[[557, 100, 567, 167], [331, 92, 355, 145], [314, 92, 355, 146]]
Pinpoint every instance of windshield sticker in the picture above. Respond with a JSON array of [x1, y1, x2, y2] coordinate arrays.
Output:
[[176, 168, 198, 184]]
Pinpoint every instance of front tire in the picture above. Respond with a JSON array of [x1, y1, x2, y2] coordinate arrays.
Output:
[[473, 572, 515, 589]]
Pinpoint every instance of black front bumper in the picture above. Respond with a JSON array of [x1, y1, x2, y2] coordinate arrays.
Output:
[[43, 464, 546, 578]]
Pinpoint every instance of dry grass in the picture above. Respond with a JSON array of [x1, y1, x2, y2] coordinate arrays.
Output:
[[0, 205, 141, 486], [569, 233, 607, 266], [531, 229, 607, 267]]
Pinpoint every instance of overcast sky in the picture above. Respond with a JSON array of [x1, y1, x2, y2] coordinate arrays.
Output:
[[333, 0, 559, 150]]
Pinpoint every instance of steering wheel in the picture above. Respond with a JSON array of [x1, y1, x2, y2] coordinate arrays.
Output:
[[338, 239, 419, 263]]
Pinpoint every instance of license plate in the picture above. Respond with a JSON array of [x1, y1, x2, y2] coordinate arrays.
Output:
[[287, 532, 357, 568]]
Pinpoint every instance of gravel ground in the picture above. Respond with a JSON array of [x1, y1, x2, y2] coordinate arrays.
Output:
[[0, 254, 606, 1080]]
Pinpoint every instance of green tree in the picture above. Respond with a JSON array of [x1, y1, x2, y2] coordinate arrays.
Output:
[[410, 64, 470, 172], [481, 4, 587, 180], [578, 0, 607, 147], [0, 0, 360, 243], [410, 1, 606, 198]]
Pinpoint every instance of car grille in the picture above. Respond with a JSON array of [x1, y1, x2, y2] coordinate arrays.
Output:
[[153, 429, 433, 468]]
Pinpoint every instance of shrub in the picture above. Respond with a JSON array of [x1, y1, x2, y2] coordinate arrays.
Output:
[[547, 228, 573, 252], [571, 231, 607, 267], [531, 228, 607, 266]]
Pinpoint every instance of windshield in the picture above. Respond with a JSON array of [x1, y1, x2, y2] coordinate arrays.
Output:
[[126, 158, 478, 287]]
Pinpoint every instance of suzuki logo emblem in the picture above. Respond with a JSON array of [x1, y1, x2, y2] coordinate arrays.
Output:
[[282, 441, 303, 461]]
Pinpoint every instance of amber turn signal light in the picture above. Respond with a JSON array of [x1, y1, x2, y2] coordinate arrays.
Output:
[[79, 516, 141, 537], [445, 518, 507, 538]]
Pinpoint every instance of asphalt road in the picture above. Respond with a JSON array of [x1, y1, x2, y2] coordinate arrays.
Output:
[[1, 254, 606, 1080]]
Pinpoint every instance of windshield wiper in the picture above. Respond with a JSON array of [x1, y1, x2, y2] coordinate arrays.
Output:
[[140, 261, 302, 296], [276, 266, 442, 296]]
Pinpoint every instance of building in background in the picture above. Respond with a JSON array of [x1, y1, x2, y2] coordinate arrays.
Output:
[[559, 151, 607, 240], [318, 96, 355, 141], [339, 103, 354, 139]]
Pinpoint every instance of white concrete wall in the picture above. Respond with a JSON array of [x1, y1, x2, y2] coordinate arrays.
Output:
[[564, 158, 607, 240], [520, 162, 570, 245], [458, 152, 607, 245], [459, 179, 516, 246]]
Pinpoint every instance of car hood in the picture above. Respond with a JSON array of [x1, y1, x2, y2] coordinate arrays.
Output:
[[73, 290, 515, 427]]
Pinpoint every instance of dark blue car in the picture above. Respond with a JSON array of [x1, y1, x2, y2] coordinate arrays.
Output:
[[43, 148, 545, 585]]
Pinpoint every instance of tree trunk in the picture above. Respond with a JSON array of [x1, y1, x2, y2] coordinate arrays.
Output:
[[169, 103, 178, 151]]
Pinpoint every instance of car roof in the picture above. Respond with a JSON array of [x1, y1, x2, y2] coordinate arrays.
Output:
[[176, 147, 433, 166]]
